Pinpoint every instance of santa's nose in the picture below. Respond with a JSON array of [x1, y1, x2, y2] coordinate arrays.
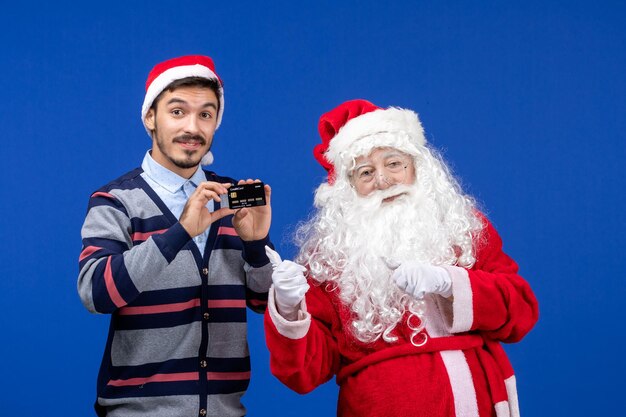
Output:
[[374, 173, 393, 189]]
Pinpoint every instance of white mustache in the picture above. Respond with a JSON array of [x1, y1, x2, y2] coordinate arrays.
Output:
[[363, 184, 415, 206]]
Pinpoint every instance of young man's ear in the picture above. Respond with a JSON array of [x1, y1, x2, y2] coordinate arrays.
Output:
[[144, 108, 155, 132]]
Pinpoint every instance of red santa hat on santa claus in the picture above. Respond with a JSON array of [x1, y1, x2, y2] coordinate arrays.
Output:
[[314, 99, 426, 184], [141, 55, 224, 166]]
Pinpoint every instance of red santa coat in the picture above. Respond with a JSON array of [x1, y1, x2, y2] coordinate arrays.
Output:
[[264, 219, 539, 417]]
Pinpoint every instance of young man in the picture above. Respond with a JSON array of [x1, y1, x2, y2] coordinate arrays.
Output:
[[78, 55, 273, 417], [264, 99, 539, 417]]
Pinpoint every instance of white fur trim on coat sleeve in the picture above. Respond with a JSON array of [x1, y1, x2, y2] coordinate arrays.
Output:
[[268, 286, 311, 340], [439, 265, 474, 333]]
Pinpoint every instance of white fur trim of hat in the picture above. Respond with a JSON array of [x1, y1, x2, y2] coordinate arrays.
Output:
[[325, 107, 426, 169]]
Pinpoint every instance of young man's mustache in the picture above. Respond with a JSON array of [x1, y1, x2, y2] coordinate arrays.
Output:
[[174, 134, 206, 145]]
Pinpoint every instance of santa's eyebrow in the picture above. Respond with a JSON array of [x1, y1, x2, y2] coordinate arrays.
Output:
[[353, 161, 374, 171], [354, 152, 407, 170]]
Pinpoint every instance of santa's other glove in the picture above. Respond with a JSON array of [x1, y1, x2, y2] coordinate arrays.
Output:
[[391, 261, 452, 299], [265, 246, 310, 320]]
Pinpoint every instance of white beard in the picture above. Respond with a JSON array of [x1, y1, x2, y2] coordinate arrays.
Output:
[[296, 157, 483, 345]]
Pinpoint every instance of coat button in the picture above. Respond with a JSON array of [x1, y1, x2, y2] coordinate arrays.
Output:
[[199, 409, 207, 416], [203, 312, 210, 320], [202, 268, 208, 276], [200, 360, 207, 368]]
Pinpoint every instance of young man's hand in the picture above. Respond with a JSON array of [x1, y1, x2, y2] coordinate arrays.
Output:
[[232, 179, 272, 241], [179, 181, 234, 237]]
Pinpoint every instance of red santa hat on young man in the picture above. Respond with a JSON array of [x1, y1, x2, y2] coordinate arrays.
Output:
[[314, 99, 426, 184], [141, 55, 224, 166]]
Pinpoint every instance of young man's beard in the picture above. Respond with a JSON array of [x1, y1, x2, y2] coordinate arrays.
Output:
[[154, 122, 208, 169]]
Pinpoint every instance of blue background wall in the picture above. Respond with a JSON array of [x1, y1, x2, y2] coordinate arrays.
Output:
[[1, 1, 624, 415]]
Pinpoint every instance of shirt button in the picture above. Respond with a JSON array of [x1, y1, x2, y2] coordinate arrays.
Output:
[[202, 268, 208, 276], [203, 312, 210, 320], [200, 360, 207, 368], [199, 409, 207, 416]]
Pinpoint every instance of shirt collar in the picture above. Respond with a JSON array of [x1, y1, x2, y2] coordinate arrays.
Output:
[[141, 151, 206, 194]]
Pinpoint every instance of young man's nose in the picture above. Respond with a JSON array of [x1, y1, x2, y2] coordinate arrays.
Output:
[[184, 116, 200, 133]]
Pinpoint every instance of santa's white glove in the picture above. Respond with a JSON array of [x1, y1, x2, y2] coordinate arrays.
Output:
[[391, 261, 453, 299], [265, 246, 309, 320]]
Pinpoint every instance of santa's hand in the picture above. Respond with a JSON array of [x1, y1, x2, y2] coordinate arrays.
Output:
[[265, 246, 310, 319], [391, 261, 452, 299]]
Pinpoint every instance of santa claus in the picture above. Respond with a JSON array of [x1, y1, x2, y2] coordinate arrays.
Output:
[[264, 99, 538, 417]]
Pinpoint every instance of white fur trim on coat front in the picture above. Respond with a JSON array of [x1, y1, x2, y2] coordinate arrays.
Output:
[[425, 297, 479, 417], [505, 375, 520, 417]]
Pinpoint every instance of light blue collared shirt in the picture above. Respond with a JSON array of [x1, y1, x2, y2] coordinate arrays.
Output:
[[140, 151, 213, 254]]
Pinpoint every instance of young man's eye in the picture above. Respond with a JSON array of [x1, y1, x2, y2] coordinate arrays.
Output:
[[171, 109, 183, 116], [200, 112, 213, 119]]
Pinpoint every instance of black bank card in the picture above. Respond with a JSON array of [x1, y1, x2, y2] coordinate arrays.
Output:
[[221, 182, 266, 209]]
